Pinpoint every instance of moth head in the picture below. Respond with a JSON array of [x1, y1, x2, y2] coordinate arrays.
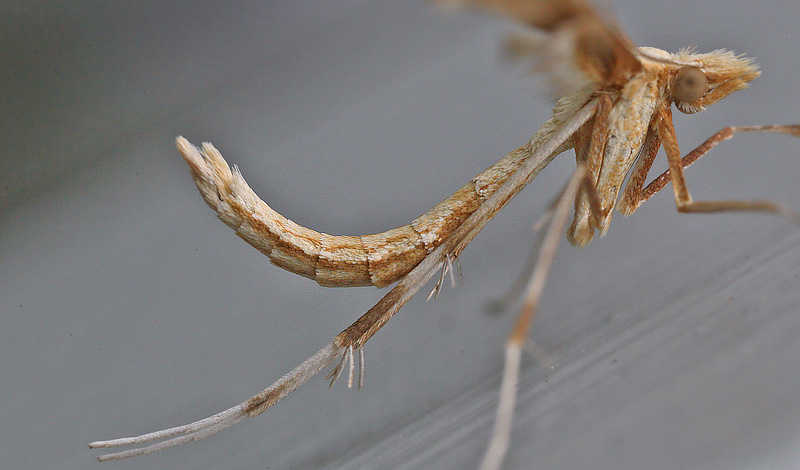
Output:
[[669, 48, 760, 114]]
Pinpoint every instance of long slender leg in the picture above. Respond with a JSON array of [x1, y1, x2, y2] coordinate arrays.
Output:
[[480, 163, 603, 470], [626, 111, 800, 223], [644, 123, 800, 206]]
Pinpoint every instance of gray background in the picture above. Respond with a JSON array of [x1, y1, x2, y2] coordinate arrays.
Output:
[[3, 1, 800, 469]]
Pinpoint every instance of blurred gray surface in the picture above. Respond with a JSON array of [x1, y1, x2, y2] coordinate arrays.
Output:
[[3, 1, 800, 469]]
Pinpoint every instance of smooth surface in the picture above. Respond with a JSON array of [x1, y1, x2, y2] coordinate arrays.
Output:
[[3, 1, 800, 469]]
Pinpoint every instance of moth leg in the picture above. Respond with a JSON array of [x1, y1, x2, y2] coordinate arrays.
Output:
[[617, 119, 661, 216], [639, 109, 800, 223], [89, 343, 343, 461], [480, 163, 602, 470]]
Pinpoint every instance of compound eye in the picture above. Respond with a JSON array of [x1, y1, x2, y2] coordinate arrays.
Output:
[[672, 66, 707, 103]]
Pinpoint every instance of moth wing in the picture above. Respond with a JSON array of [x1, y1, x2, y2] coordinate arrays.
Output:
[[438, 0, 642, 95]]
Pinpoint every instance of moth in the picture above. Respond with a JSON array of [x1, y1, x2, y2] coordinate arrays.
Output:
[[90, 1, 800, 468]]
